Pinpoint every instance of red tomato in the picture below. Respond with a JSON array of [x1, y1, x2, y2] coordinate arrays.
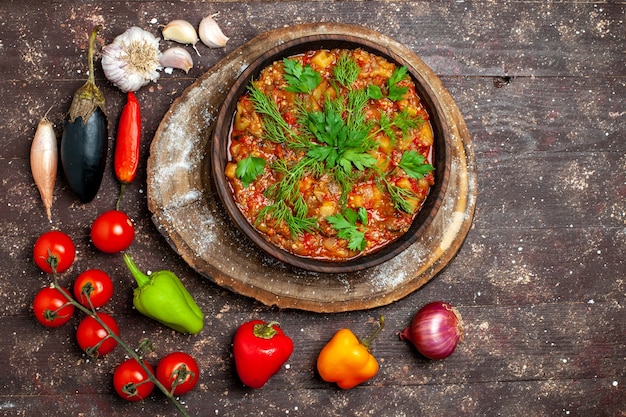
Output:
[[156, 352, 200, 395], [76, 312, 119, 357], [90, 210, 135, 253], [113, 358, 155, 401], [32, 286, 75, 327], [33, 231, 76, 273], [73, 269, 114, 308]]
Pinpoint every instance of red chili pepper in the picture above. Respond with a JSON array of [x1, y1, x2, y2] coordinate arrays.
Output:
[[114, 91, 141, 185], [232, 320, 294, 389]]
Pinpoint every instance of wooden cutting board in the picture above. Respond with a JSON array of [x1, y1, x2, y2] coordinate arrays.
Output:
[[147, 23, 477, 313]]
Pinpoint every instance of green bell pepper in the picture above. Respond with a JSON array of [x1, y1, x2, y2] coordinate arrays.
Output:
[[123, 253, 204, 334]]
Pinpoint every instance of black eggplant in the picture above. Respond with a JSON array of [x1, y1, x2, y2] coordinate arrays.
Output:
[[61, 26, 108, 203]]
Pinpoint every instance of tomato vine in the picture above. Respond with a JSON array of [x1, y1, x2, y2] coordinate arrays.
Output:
[[45, 257, 192, 417]]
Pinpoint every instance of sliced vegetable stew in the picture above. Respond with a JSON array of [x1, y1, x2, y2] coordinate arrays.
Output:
[[225, 48, 435, 260]]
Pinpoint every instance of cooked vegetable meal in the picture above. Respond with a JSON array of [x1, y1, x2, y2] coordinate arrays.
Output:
[[225, 48, 435, 260]]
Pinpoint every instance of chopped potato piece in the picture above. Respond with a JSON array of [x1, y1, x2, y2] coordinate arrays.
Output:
[[397, 177, 412, 190], [319, 200, 336, 217], [311, 50, 334, 70], [225, 162, 237, 179], [418, 122, 434, 146]]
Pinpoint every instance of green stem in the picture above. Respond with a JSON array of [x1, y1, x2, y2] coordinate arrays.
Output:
[[116, 183, 126, 211], [87, 26, 101, 86], [253, 321, 279, 339], [360, 315, 385, 351], [123, 253, 150, 287], [51, 275, 191, 417]]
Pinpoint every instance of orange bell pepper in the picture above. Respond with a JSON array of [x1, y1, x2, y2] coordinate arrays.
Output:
[[316, 316, 384, 389]]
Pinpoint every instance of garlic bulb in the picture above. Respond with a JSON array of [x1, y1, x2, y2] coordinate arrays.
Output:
[[160, 47, 193, 73], [102, 27, 162, 93], [199, 15, 229, 48]]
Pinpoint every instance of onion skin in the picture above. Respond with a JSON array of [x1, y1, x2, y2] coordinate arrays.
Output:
[[399, 301, 464, 360], [30, 112, 57, 221]]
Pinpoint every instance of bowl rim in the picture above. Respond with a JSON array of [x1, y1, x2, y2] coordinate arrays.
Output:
[[211, 34, 452, 273]]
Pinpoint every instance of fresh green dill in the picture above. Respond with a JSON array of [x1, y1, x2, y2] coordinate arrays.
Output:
[[257, 199, 318, 236], [326, 207, 368, 251], [378, 112, 395, 141], [382, 178, 419, 213], [249, 84, 319, 152], [259, 157, 321, 235], [248, 84, 293, 144], [393, 110, 424, 138], [283, 58, 322, 93], [263, 159, 301, 203], [236, 156, 266, 187], [399, 150, 435, 179], [334, 53, 360, 88], [375, 109, 424, 144], [345, 89, 369, 129]]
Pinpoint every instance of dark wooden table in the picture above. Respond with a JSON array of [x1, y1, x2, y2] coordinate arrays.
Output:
[[1, 1, 624, 416]]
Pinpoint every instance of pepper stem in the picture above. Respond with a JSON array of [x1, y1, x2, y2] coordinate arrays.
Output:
[[123, 253, 151, 288], [253, 321, 280, 339], [116, 183, 126, 211], [360, 315, 385, 351]]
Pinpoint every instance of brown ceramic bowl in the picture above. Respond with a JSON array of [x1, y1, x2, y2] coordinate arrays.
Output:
[[211, 34, 451, 273]]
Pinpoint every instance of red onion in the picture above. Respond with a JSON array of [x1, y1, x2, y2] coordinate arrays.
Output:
[[399, 301, 465, 360]]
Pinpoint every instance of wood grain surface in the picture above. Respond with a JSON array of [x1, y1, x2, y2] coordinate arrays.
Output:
[[0, 1, 624, 416]]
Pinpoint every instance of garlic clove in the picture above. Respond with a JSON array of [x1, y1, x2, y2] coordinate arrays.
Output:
[[160, 47, 194, 73], [162, 19, 200, 55], [199, 16, 229, 48]]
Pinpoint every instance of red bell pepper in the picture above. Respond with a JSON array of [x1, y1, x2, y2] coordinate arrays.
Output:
[[232, 320, 294, 388], [114, 91, 141, 186]]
